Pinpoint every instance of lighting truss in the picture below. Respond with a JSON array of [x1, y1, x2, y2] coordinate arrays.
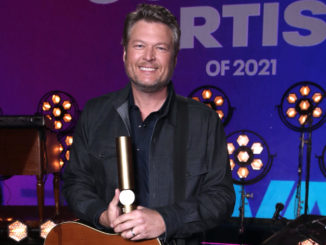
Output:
[[37, 90, 79, 133], [188, 85, 234, 126]]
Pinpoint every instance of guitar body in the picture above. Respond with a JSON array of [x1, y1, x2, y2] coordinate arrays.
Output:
[[44, 221, 161, 245]]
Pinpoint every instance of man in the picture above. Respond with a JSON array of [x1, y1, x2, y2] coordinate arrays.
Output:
[[62, 3, 235, 244]]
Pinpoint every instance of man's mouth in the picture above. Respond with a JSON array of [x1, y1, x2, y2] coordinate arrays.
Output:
[[139, 66, 157, 71]]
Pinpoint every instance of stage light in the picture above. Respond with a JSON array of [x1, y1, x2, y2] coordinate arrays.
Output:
[[287, 93, 297, 103], [63, 113, 72, 123], [298, 115, 308, 125], [251, 142, 263, 154], [202, 89, 212, 100], [227, 129, 274, 235], [278, 81, 326, 131], [40, 220, 56, 239], [237, 167, 249, 178], [65, 135, 73, 146], [188, 85, 234, 126], [312, 93, 322, 103], [53, 107, 62, 117], [65, 150, 70, 161], [227, 143, 235, 154], [192, 97, 200, 102], [300, 86, 310, 96], [37, 90, 79, 133], [62, 100, 72, 110], [299, 100, 311, 113], [298, 238, 319, 245], [54, 120, 62, 130], [58, 144, 64, 153], [230, 159, 235, 170], [8, 220, 28, 242], [312, 107, 322, 117], [237, 150, 250, 163], [277, 81, 326, 217], [42, 102, 51, 111], [251, 159, 263, 170], [237, 135, 249, 146], [214, 96, 224, 106], [286, 107, 297, 118], [57, 132, 74, 168], [52, 94, 61, 104], [216, 110, 224, 120], [227, 130, 274, 184]]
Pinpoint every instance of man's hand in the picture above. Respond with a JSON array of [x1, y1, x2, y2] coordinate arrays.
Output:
[[112, 206, 166, 241], [99, 189, 121, 228]]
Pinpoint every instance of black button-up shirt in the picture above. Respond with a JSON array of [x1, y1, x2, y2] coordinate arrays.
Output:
[[128, 89, 171, 206]]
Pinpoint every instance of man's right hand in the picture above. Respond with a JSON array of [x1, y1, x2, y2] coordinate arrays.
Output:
[[99, 188, 121, 228]]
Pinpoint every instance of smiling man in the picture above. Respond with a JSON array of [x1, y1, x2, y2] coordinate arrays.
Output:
[[62, 4, 235, 245]]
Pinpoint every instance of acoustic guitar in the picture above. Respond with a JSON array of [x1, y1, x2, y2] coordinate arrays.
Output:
[[44, 221, 161, 245]]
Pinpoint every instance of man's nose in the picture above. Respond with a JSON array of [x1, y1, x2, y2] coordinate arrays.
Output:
[[143, 47, 155, 61]]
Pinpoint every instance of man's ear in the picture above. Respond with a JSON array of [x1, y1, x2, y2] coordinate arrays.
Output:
[[123, 48, 126, 62], [174, 56, 177, 68]]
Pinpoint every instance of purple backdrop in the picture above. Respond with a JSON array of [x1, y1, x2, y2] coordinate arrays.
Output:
[[1, 0, 326, 220]]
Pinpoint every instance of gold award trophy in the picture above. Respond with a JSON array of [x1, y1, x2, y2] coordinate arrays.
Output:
[[116, 136, 136, 214]]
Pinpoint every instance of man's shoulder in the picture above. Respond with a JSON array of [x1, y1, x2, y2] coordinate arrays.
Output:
[[84, 86, 129, 111], [176, 95, 216, 114]]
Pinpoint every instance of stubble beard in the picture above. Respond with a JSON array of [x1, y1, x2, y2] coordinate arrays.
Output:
[[130, 77, 171, 93], [125, 63, 174, 93]]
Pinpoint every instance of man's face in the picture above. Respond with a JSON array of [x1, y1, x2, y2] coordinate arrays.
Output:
[[123, 20, 176, 93]]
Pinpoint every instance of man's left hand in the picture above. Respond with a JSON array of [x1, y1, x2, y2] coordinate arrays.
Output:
[[112, 206, 166, 241]]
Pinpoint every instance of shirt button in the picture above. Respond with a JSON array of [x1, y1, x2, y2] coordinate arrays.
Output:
[[137, 148, 140, 151], [138, 124, 142, 128]]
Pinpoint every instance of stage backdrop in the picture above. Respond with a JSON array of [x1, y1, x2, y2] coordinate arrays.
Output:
[[0, 0, 326, 220]]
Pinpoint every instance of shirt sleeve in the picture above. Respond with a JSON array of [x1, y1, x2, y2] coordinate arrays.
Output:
[[61, 102, 109, 229]]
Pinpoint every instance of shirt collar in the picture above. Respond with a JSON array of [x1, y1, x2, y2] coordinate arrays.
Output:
[[128, 82, 174, 118]]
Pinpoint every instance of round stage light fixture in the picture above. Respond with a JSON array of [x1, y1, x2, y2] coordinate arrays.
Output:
[[227, 129, 274, 235], [277, 81, 326, 217], [188, 85, 234, 126], [278, 81, 326, 132], [227, 130, 274, 185], [37, 91, 79, 133]]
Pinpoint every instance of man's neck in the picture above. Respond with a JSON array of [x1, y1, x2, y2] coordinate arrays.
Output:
[[131, 86, 168, 121]]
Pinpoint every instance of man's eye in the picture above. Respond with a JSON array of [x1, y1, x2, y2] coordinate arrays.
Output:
[[157, 46, 167, 51], [134, 44, 144, 48]]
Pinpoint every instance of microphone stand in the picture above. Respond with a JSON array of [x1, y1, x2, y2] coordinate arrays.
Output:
[[295, 131, 304, 218], [295, 112, 313, 217], [304, 114, 313, 215], [238, 180, 253, 244]]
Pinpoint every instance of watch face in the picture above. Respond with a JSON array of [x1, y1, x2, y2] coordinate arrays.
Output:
[[119, 189, 135, 206]]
